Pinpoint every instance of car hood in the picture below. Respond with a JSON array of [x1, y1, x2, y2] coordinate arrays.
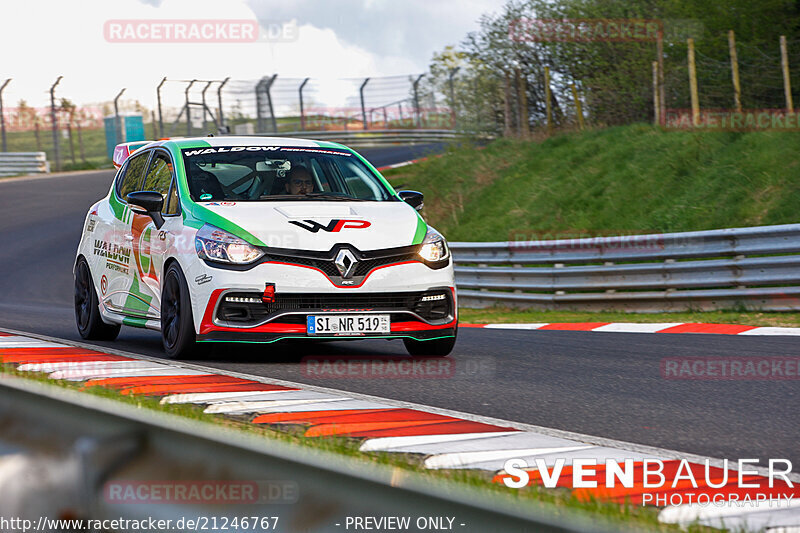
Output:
[[194, 201, 424, 252]]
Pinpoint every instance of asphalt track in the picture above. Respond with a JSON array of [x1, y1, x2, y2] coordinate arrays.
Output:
[[0, 142, 797, 467]]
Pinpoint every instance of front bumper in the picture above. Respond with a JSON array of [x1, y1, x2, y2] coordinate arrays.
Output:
[[196, 286, 457, 344], [187, 258, 456, 341]]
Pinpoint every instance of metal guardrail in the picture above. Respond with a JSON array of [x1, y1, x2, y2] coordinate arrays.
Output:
[[271, 129, 465, 146], [0, 376, 621, 533], [451, 224, 800, 311], [0, 152, 49, 177]]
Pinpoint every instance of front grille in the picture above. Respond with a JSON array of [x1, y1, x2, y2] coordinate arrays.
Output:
[[260, 245, 421, 281], [215, 290, 453, 326], [266, 253, 340, 276]]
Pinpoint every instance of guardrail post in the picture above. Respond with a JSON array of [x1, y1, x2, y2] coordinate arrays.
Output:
[[298, 77, 310, 131], [0, 79, 10, 152], [413, 74, 424, 128], [359, 78, 370, 130], [113, 88, 126, 145], [49, 76, 63, 171], [156, 77, 166, 138]]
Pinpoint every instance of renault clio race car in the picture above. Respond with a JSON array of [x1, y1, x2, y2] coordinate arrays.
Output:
[[74, 136, 457, 358]]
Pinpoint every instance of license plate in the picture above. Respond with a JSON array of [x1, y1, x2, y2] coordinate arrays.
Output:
[[307, 314, 390, 336]]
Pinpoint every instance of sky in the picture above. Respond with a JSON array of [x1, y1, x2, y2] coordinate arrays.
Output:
[[0, 0, 506, 114]]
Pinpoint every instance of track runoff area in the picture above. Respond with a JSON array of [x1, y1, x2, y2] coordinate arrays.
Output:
[[1, 327, 798, 532]]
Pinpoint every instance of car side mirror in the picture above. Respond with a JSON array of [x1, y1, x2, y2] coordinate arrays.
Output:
[[398, 190, 424, 211], [126, 191, 165, 229]]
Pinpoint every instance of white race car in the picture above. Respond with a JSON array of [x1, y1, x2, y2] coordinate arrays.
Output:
[[74, 136, 457, 358]]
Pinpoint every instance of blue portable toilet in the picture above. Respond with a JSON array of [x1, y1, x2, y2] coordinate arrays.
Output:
[[104, 114, 146, 159]]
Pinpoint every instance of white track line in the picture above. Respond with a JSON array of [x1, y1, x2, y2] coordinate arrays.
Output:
[[17, 361, 160, 373], [660, 499, 800, 530], [424, 445, 592, 469], [377, 431, 582, 455], [160, 390, 296, 404], [591, 323, 684, 333], [360, 432, 520, 452], [204, 398, 349, 415]]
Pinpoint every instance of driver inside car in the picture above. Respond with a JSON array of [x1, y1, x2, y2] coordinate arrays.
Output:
[[284, 166, 315, 195]]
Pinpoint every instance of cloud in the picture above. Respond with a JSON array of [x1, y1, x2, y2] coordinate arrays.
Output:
[[0, 0, 427, 111]]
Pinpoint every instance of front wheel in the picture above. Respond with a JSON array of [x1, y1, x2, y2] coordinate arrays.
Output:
[[74, 258, 120, 341], [161, 263, 196, 359], [403, 335, 456, 357]]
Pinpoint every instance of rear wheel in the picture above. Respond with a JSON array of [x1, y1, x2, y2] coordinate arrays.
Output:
[[74, 258, 120, 341], [161, 263, 196, 359], [403, 334, 456, 357]]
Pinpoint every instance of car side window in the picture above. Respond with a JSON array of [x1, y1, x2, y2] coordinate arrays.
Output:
[[165, 178, 180, 215], [143, 152, 173, 196], [116, 151, 150, 201]]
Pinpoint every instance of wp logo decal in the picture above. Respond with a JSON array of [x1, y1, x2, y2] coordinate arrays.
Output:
[[288, 219, 371, 233]]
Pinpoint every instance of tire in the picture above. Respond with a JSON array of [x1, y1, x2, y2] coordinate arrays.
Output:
[[160, 263, 196, 359], [403, 334, 456, 357], [74, 258, 121, 341]]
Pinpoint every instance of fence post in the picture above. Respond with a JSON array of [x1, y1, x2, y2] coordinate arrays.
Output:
[[571, 82, 585, 130], [156, 77, 166, 139], [657, 29, 665, 122], [544, 66, 552, 135], [184, 79, 196, 136], [263, 74, 278, 133], [217, 77, 229, 133], [781, 35, 794, 112], [359, 78, 370, 130], [728, 30, 742, 113], [652, 62, 660, 125], [687, 38, 700, 126], [503, 71, 513, 137], [413, 74, 424, 127], [255, 77, 266, 132], [516, 67, 529, 137], [298, 77, 310, 131], [49, 76, 63, 172], [113, 88, 126, 145], [448, 67, 460, 129], [0, 79, 10, 152], [200, 81, 213, 133]]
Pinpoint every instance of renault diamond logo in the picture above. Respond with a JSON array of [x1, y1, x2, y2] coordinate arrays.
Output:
[[334, 249, 358, 279]]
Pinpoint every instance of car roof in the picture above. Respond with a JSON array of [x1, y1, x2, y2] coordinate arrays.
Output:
[[159, 136, 348, 150]]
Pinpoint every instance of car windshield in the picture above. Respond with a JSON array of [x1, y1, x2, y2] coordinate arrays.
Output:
[[181, 146, 394, 202]]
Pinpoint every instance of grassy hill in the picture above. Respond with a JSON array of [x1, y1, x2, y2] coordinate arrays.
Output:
[[383, 124, 800, 241]]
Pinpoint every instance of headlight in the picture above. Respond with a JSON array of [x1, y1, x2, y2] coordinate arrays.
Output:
[[195, 224, 264, 264], [418, 226, 449, 262]]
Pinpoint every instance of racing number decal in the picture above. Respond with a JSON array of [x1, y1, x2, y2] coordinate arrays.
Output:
[[100, 275, 108, 295], [288, 219, 371, 233]]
